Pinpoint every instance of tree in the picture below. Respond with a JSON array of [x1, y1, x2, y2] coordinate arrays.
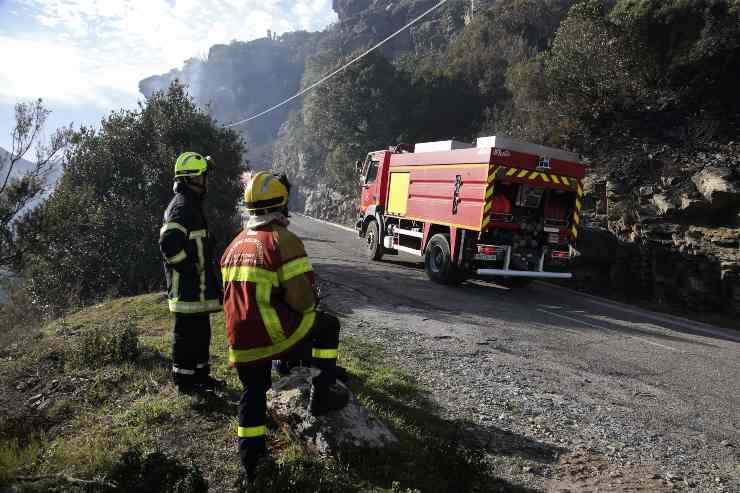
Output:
[[0, 99, 71, 268], [303, 51, 409, 195], [507, 0, 740, 144], [22, 82, 246, 309], [610, 0, 740, 121], [440, 0, 576, 139]]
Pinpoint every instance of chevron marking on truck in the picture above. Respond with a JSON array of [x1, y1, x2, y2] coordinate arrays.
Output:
[[572, 181, 584, 239], [491, 167, 578, 188], [490, 166, 577, 188], [481, 165, 500, 230]]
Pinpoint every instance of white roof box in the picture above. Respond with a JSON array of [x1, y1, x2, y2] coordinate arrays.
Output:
[[414, 140, 474, 153], [476, 135, 580, 163]]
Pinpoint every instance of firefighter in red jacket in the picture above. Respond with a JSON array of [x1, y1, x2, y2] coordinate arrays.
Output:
[[221, 171, 348, 482], [159, 151, 225, 393]]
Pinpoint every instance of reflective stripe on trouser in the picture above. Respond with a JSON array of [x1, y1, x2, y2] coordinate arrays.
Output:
[[168, 299, 221, 314], [236, 363, 271, 470], [238, 425, 266, 438], [312, 348, 337, 359], [310, 312, 341, 389], [172, 313, 212, 385]]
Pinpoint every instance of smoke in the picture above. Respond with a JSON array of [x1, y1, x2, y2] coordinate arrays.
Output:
[[182, 58, 205, 102]]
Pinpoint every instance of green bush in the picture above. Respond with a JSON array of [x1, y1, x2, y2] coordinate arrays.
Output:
[[0, 438, 42, 484], [67, 318, 140, 368], [0, 281, 44, 348], [4, 447, 207, 493], [250, 456, 356, 493], [107, 448, 208, 493]]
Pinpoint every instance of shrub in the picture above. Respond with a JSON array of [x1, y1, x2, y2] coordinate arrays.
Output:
[[67, 318, 140, 368], [0, 280, 44, 349], [0, 438, 42, 484], [107, 448, 208, 493]]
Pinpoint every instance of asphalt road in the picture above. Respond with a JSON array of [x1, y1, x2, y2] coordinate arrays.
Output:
[[289, 213, 740, 489]]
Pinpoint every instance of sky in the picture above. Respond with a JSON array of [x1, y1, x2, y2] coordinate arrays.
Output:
[[0, 0, 337, 152]]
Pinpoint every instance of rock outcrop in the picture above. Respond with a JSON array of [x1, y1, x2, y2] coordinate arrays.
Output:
[[691, 166, 740, 207], [267, 368, 398, 455], [576, 140, 740, 318]]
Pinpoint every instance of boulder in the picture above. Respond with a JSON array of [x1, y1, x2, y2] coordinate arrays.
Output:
[[267, 368, 398, 456], [691, 166, 740, 207], [679, 194, 712, 216], [572, 227, 619, 264], [652, 194, 676, 215]]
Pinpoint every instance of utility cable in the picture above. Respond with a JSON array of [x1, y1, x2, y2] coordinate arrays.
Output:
[[224, 0, 448, 128]]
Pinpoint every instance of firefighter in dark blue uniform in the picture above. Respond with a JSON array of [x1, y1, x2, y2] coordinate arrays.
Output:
[[159, 151, 225, 393]]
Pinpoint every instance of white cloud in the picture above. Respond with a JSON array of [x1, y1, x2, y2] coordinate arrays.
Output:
[[1, 0, 337, 109]]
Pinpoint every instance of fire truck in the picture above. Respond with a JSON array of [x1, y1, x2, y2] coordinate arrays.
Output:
[[355, 135, 586, 284]]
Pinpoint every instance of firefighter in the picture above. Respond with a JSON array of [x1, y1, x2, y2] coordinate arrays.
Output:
[[159, 151, 225, 393], [221, 171, 348, 483]]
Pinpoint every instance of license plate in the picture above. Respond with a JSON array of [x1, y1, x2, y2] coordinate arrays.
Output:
[[475, 254, 499, 261]]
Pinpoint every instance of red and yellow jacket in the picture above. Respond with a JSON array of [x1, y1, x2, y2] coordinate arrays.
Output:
[[220, 223, 316, 365]]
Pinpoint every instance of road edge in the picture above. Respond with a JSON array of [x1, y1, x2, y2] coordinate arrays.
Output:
[[293, 212, 357, 233], [533, 281, 740, 342]]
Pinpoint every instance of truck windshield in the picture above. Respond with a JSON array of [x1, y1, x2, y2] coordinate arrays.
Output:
[[364, 159, 380, 184]]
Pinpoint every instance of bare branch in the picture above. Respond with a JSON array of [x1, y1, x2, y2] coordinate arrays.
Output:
[[1, 99, 51, 195], [13, 473, 118, 489], [1, 99, 71, 268]]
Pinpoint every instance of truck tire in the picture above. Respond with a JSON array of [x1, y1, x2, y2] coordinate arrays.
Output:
[[365, 220, 384, 261], [424, 234, 466, 285]]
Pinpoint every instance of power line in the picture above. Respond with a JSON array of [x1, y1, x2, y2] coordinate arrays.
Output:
[[224, 0, 449, 128]]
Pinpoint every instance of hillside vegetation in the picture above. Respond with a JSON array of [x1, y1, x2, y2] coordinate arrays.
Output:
[[0, 293, 525, 492]]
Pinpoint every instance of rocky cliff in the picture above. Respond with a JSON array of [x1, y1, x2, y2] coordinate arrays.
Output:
[[576, 139, 740, 318], [138, 0, 491, 168], [139, 32, 323, 168]]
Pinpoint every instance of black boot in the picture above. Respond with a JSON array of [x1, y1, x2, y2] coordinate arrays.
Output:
[[198, 375, 226, 390], [173, 368, 203, 395], [195, 364, 226, 390], [238, 448, 275, 489], [307, 355, 348, 415], [307, 381, 349, 416]]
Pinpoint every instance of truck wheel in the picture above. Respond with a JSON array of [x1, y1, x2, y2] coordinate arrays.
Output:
[[365, 220, 384, 261], [424, 234, 466, 285]]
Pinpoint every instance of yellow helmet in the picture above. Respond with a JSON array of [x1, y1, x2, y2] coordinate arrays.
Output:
[[244, 171, 289, 213], [174, 151, 211, 178]]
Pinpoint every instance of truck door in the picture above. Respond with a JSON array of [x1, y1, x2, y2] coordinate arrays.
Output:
[[361, 154, 381, 212]]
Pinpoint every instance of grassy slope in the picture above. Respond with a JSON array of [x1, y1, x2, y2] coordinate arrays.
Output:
[[0, 293, 531, 492]]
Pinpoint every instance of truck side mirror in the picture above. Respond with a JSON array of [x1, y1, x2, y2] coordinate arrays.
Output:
[[355, 159, 363, 173]]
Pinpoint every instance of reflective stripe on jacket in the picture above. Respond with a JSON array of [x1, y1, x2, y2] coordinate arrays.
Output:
[[221, 223, 316, 365], [160, 182, 222, 314]]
